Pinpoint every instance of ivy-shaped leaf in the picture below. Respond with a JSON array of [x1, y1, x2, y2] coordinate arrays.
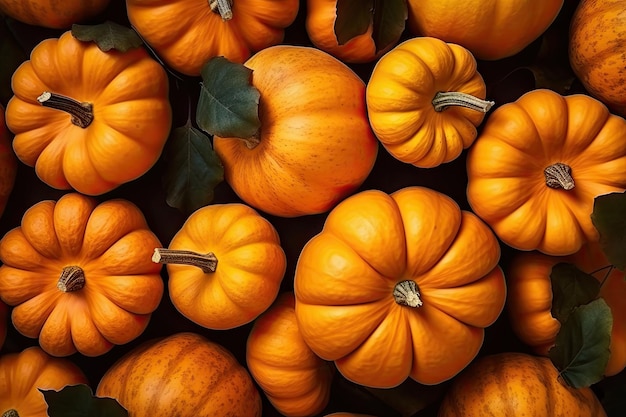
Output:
[[550, 262, 601, 323], [41, 384, 128, 417], [335, 0, 373, 44], [71, 21, 144, 52], [548, 298, 612, 388], [162, 120, 224, 214], [372, 0, 407, 54], [197, 56, 261, 139], [591, 191, 626, 271]]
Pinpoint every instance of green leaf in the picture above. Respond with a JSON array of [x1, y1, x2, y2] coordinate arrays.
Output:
[[71, 21, 144, 52], [372, 0, 407, 54], [335, 0, 373, 45], [197, 56, 261, 139], [591, 191, 626, 271], [41, 384, 128, 417], [0, 18, 28, 106], [550, 262, 601, 323], [548, 298, 612, 388], [162, 120, 224, 214]]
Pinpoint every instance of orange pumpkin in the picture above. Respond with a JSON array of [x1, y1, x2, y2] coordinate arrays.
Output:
[[0, 0, 110, 29], [6, 30, 172, 196], [294, 186, 506, 388], [213, 45, 378, 218], [246, 292, 334, 417], [152, 203, 286, 330], [0, 192, 164, 357], [0, 346, 88, 417], [507, 243, 626, 377], [0, 105, 17, 219], [96, 332, 262, 417], [466, 89, 626, 256], [126, 0, 300, 76]]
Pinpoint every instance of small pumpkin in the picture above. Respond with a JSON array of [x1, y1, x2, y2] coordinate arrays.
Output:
[[0, 346, 88, 417], [0, 192, 164, 357], [246, 292, 334, 417], [406, 0, 564, 60], [213, 45, 378, 218], [0, 104, 17, 219], [507, 243, 626, 377], [366, 37, 493, 168], [152, 203, 286, 330], [6, 30, 172, 196], [0, 0, 110, 29], [125, 0, 300, 76], [294, 186, 506, 388], [437, 352, 607, 417], [96, 332, 262, 417], [466, 89, 626, 256]]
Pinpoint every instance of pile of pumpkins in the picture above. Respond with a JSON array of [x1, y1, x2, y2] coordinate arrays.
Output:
[[0, 0, 624, 416]]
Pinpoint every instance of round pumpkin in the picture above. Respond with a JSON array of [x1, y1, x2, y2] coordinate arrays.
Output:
[[366, 37, 493, 168], [294, 186, 506, 388], [152, 203, 286, 330], [507, 243, 626, 377], [466, 89, 626, 256], [6, 30, 172, 196], [246, 292, 334, 417], [0, 104, 17, 220], [0, 346, 88, 417], [96, 332, 262, 417], [0, 192, 164, 357], [569, 0, 626, 117], [437, 352, 607, 417], [406, 0, 564, 60], [0, 0, 110, 29], [213, 45, 378, 218], [126, 0, 300, 76]]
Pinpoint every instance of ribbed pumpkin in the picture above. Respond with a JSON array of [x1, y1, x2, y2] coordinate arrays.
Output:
[[96, 332, 262, 417], [294, 186, 506, 388], [0, 104, 17, 220], [0, 0, 110, 29]]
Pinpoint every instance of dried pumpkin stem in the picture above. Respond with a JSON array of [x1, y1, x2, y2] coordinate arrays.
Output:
[[393, 280, 423, 308], [57, 266, 86, 292], [432, 91, 494, 113], [544, 162, 575, 190], [209, 0, 233, 20], [37, 91, 94, 128], [152, 248, 218, 273], [2, 410, 19, 417]]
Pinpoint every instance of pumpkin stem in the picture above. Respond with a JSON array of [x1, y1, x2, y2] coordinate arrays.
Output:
[[57, 266, 86, 292], [2, 410, 19, 417], [393, 280, 423, 308], [544, 162, 574, 190], [152, 248, 218, 273], [432, 91, 494, 113], [37, 92, 94, 128], [209, 0, 233, 20]]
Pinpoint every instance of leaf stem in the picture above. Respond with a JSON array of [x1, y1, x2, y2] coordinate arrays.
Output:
[[590, 264, 615, 288]]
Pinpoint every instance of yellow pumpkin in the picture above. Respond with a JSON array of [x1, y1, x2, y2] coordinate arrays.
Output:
[[366, 37, 493, 168], [294, 186, 506, 388], [0, 104, 17, 219], [0, 0, 110, 29]]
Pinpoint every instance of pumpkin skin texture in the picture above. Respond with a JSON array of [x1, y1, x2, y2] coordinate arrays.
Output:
[[366, 37, 492, 168], [246, 292, 334, 417], [0, 346, 88, 417], [0, 105, 17, 220], [0, 0, 110, 29], [569, 0, 626, 117], [0, 193, 164, 357], [406, 0, 563, 60], [437, 352, 607, 417], [153, 203, 286, 330], [6, 31, 172, 196], [507, 243, 626, 377], [126, 0, 300, 76], [294, 186, 506, 388], [213, 45, 378, 218], [96, 332, 262, 417], [466, 89, 626, 256]]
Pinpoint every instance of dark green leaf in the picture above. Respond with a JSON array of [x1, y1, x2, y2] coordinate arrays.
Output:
[[548, 298, 612, 388], [335, 0, 373, 45], [162, 120, 224, 214], [197, 56, 261, 139], [41, 384, 128, 417], [0, 18, 28, 106], [71, 21, 143, 52], [550, 262, 601, 323], [591, 191, 626, 271], [372, 0, 407, 53]]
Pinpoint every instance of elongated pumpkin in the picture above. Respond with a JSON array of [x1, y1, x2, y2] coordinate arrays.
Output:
[[366, 37, 493, 168], [294, 186, 506, 388], [6, 30, 172, 196], [0, 104, 17, 219], [466, 89, 626, 256], [0, 193, 164, 357]]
